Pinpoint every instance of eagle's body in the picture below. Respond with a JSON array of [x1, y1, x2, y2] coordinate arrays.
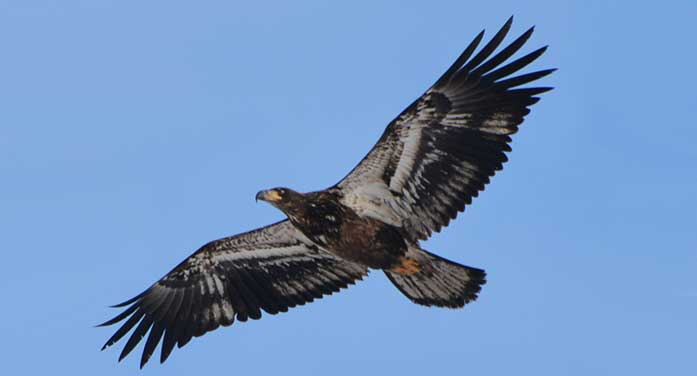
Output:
[[270, 189, 408, 269], [100, 18, 553, 368]]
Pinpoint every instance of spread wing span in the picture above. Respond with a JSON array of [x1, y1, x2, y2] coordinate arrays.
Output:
[[99, 220, 368, 367], [337, 17, 554, 240]]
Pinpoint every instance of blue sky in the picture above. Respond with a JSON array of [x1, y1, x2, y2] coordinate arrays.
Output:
[[1, 1, 696, 374]]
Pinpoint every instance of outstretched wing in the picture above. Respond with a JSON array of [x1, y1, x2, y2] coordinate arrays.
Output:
[[336, 17, 554, 240], [99, 220, 368, 368]]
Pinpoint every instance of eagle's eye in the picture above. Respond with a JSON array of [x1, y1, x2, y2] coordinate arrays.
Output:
[[278, 188, 287, 196]]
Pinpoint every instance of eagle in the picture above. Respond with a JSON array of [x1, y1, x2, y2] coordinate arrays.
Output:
[[100, 17, 553, 367]]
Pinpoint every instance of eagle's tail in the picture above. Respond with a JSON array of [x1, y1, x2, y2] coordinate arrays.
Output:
[[384, 247, 485, 308]]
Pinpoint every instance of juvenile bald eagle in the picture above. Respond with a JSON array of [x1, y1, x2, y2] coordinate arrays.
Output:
[[100, 17, 553, 367]]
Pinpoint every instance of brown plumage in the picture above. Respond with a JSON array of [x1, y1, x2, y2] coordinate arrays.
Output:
[[257, 188, 408, 269], [100, 17, 553, 368]]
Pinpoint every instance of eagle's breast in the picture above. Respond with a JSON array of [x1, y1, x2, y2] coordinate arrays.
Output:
[[291, 193, 407, 269]]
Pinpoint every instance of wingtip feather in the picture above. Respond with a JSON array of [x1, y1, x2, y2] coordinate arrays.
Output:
[[110, 292, 144, 308]]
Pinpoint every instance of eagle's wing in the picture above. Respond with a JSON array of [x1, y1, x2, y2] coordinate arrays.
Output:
[[99, 220, 368, 367], [336, 18, 553, 240]]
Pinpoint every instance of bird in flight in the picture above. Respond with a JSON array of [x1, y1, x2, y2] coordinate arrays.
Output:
[[100, 17, 554, 368]]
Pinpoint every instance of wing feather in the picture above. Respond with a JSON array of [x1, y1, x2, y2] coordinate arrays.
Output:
[[336, 18, 553, 240], [459, 16, 513, 73], [99, 220, 368, 367]]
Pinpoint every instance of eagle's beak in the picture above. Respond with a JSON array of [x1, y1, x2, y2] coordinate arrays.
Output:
[[256, 189, 282, 203]]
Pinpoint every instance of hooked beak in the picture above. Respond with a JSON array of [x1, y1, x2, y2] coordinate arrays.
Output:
[[256, 189, 282, 203]]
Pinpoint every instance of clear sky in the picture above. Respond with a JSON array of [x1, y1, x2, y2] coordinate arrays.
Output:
[[1, 1, 696, 375]]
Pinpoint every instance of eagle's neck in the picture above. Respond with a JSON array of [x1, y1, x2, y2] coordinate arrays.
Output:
[[283, 192, 348, 246], [279, 196, 310, 226]]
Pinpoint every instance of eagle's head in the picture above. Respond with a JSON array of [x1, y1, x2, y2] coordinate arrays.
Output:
[[256, 187, 305, 214]]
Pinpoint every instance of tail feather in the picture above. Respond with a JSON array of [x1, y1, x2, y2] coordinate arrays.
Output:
[[385, 248, 485, 308]]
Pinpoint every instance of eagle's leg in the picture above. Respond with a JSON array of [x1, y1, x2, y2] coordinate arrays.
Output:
[[389, 257, 421, 275]]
